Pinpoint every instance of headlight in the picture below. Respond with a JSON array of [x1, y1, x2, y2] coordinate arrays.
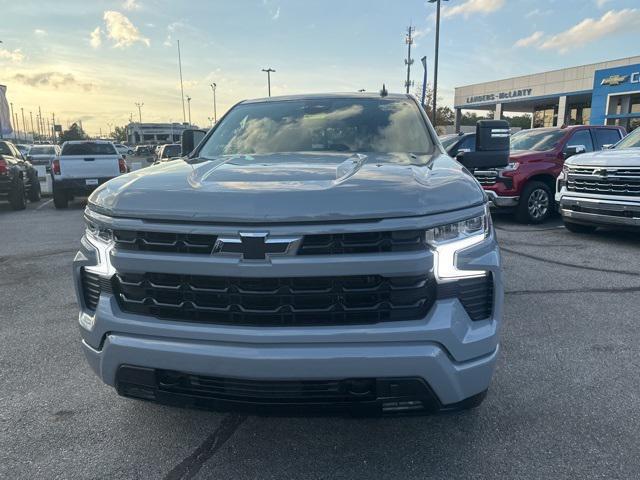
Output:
[[84, 213, 115, 276], [426, 206, 491, 281], [502, 162, 519, 172]]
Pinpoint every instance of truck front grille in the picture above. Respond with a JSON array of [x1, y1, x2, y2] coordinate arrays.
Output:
[[473, 171, 498, 186], [112, 272, 436, 326], [567, 167, 640, 197], [113, 229, 427, 255]]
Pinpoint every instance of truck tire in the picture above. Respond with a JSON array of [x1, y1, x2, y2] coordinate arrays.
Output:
[[563, 221, 597, 234], [9, 178, 27, 210], [53, 187, 69, 209], [28, 176, 41, 202], [516, 181, 553, 224]]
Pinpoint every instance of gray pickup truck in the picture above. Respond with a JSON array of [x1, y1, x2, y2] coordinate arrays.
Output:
[[74, 93, 507, 416], [557, 126, 640, 232]]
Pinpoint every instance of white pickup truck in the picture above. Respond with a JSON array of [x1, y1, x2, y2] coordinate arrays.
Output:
[[52, 140, 127, 209]]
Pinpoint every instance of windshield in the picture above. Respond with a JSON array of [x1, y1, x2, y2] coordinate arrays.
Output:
[[30, 146, 56, 155], [163, 145, 181, 157], [198, 98, 433, 160], [614, 128, 640, 149], [510, 129, 565, 151], [61, 143, 117, 155]]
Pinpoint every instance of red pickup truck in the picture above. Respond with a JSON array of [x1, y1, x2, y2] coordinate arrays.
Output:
[[471, 125, 626, 223]]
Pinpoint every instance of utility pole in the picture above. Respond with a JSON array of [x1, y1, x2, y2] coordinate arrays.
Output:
[[135, 101, 144, 123], [21, 108, 27, 142], [428, 0, 448, 125], [261, 68, 275, 97], [38, 106, 43, 140], [177, 40, 186, 123], [404, 25, 415, 94], [186, 95, 192, 125], [210, 83, 217, 123], [107, 122, 113, 139], [9, 102, 16, 139]]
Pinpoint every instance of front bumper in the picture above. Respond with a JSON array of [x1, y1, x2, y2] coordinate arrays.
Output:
[[53, 177, 116, 196], [485, 190, 519, 208], [73, 211, 503, 414], [558, 191, 640, 228]]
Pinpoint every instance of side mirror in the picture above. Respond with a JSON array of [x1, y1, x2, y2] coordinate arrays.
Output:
[[563, 144, 586, 159], [181, 129, 207, 156], [455, 120, 510, 170], [602, 144, 613, 149]]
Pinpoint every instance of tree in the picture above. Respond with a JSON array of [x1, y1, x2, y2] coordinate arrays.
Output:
[[112, 126, 127, 143], [504, 114, 532, 130], [414, 83, 455, 127], [58, 123, 87, 143]]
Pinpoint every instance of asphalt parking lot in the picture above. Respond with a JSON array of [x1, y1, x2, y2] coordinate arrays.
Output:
[[1, 197, 639, 480]]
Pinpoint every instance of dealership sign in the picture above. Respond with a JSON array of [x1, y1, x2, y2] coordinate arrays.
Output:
[[600, 72, 639, 86], [466, 88, 533, 104]]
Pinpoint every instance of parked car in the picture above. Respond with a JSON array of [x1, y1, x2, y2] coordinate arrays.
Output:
[[468, 125, 626, 223], [115, 144, 134, 156], [15, 144, 32, 157], [134, 145, 152, 156], [74, 93, 509, 416], [0, 140, 41, 209], [440, 132, 476, 157], [556, 126, 640, 232], [51, 140, 127, 209], [155, 143, 182, 163], [27, 144, 60, 167]]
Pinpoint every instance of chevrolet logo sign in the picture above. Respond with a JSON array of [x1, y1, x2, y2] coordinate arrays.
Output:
[[213, 232, 301, 260], [600, 74, 628, 86]]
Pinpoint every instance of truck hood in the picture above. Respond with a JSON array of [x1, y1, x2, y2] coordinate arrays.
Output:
[[565, 148, 640, 167], [88, 152, 484, 223]]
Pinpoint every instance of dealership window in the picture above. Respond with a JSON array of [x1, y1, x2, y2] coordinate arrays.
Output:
[[568, 105, 590, 125], [533, 105, 557, 128]]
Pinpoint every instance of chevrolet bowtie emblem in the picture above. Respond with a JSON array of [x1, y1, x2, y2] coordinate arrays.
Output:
[[212, 232, 300, 260], [600, 74, 628, 86]]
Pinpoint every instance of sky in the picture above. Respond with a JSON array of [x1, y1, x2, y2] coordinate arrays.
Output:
[[1, 0, 639, 136]]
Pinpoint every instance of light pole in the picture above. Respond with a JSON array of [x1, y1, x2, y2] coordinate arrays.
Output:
[[30, 111, 35, 140], [135, 102, 143, 123], [186, 95, 192, 125], [207, 116, 215, 126], [107, 122, 113, 139], [428, 0, 448, 125], [177, 40, 186, 123], [210, 83, 217, 123], [261, 68, 275, 97]]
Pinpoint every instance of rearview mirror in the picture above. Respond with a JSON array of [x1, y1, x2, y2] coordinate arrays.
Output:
[[563, 144, 586, 159], [455, 120, 510, 170], [181, 129, 207, 156]]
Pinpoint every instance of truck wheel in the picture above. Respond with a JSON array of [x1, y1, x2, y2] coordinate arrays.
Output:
[[9, 178, 27, 210], [53, 188, 69, 209], [563, 221, 597, 234], [516, 181, 552, 224], [28, 177, 41, 202]]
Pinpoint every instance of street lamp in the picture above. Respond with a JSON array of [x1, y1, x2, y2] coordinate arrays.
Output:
[[210, 83, 217, 123], [261, 68, 276, 97], [186, 95, 192, 125], [428, 0, 448, 125]]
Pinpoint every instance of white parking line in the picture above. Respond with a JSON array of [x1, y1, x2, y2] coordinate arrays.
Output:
[[36, 199, 53, 210]]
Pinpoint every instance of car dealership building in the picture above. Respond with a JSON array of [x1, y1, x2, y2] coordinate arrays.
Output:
[[454, 55, 640, 133]]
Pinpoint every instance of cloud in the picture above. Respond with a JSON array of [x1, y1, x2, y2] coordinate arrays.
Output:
[[0, 48, 24, 63], [34, 29, 47, 36], [595, 0, 612, 8], [525, 8, 552, 18], [539, 9, 640, 53], [90, 27, 102, 48], [442, 0, 504, 19], [13, 72, 95, 91], [122, 0, 141, 10], [272, 6, 280, 20], [515, 31, 543, 48], [103, 10, 150, 48]]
